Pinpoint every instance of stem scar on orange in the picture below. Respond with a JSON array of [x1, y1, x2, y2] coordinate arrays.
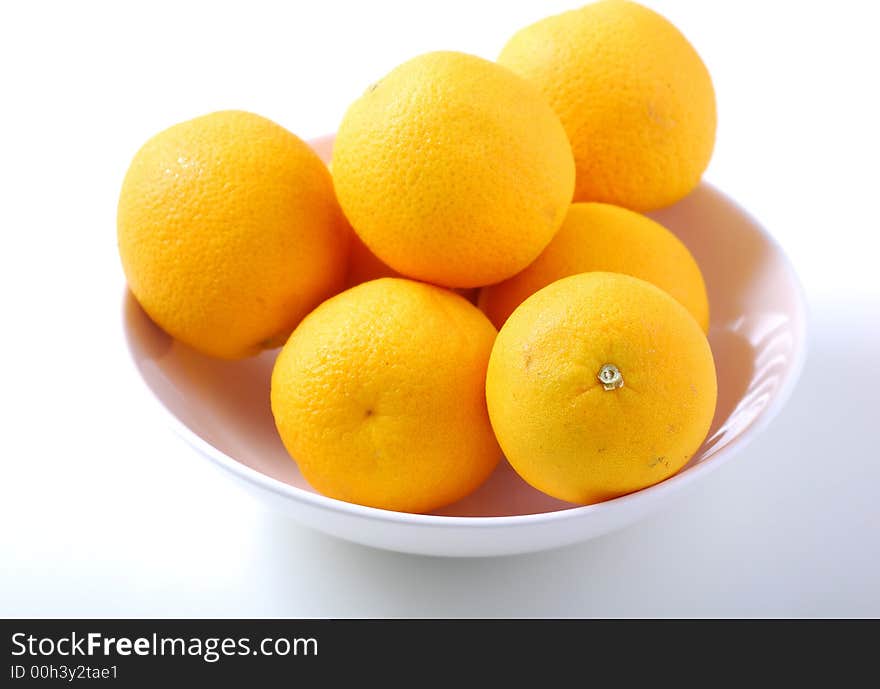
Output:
[[486, 272, 717, 505]]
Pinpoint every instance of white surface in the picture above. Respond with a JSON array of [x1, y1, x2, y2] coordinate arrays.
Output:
[[1, 0, 878, 615]]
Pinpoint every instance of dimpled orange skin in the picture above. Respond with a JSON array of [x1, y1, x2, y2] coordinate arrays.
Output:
[[271, 278, 501, 513], [486, 272, 717, 505], [331, 51, 575, 288], [479, 202, 710, 332], [117, 110, 349, 359], [498, 0, 716, 211]]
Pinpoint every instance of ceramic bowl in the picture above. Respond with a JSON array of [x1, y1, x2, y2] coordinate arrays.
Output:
[[122, 135, 807, 557]]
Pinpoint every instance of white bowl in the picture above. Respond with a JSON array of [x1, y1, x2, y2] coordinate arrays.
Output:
[[122, 135, 807, 557]]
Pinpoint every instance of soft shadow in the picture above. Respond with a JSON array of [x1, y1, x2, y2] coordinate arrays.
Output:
[[122, 290, 306, 488], [123, 291, 173, 362], [650, 183, 778, 328], [432, 460, 575, 517], [706, 329, 756, 439]]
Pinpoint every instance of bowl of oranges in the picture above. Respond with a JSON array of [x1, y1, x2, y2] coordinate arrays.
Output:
[[120, 1, 806, 556]]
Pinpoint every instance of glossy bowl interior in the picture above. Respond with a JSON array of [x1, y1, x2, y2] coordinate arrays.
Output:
[[122, 135, 807, 556]]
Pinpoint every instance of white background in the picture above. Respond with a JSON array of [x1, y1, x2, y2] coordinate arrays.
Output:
[[1, 0, 878, 617]]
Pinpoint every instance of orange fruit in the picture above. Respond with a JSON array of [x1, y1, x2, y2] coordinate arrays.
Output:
[[498, 0, 716, 211], [486, 272, 717, 505], [271, 278, 501, 513], [118, 110, 348, 359], [331, 51, 575, 288], [479, 202, 709, 332]]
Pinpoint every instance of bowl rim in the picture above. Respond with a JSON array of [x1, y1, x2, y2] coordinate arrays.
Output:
[[124, 185, 808, 529]]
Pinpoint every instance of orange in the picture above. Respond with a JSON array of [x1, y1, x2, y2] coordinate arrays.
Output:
[[498, 0, 716, 211], [331, 51, 575, 288], [479, 202, 709, 332], [117, 110, 348, 359], [486, 272, 717, 505], [271, 278, 501, 513]]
